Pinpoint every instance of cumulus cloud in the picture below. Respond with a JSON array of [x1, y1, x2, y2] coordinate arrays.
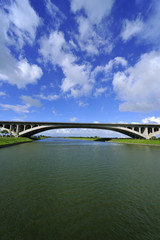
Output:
[[39, 31, 93, 98], [0, 56, 43, 88], [113, 50, 160, 112], [61, 61, 92, 98], [142, 116, 160, 124], [0, 0, 43, 88]]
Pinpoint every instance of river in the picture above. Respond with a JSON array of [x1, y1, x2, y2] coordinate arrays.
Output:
[[0, 138, 160, 240]]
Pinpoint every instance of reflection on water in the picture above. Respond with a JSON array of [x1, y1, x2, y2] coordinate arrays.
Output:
[[0, 138, 160, 240]]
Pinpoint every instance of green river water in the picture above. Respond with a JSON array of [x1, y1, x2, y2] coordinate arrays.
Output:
[[0, 138, 160, 240]]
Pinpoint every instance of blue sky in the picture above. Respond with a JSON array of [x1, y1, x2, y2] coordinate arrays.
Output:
[[0, 0, 160, 137]]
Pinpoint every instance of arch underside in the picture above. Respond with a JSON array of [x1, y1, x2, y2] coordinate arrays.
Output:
[[148, 130, 160, 139], [18, 125, 146, 139]]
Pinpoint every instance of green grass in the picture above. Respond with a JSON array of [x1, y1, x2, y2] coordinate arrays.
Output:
[[0, 137, 33, 146], [110, 138, 160, 145], [66, 137, 160, 146]]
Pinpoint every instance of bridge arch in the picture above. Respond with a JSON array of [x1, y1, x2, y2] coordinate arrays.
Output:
[[0, 127, 17, 137], [147, 129, 160, 139], [1, 121, 160, 139], [18, 125, 146, 139]]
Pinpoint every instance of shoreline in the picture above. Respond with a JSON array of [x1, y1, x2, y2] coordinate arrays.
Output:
[[0, 137, 33, 148], [65, 137, 160, 147], [1, 137, 160, 148], [109, 141, 160, 147], [0, 141, 33, 149]]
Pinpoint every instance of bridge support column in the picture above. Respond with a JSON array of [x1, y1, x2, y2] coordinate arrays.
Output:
[[16, 125, 19, 136], [143, 127, 150, 139]]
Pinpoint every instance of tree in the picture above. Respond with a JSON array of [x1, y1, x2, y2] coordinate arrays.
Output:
[[151, 136, 157, 140], [1, 129, 9, 137]]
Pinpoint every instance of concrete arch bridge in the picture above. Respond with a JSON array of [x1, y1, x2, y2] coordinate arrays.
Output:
[[0, 121, 160, 139]]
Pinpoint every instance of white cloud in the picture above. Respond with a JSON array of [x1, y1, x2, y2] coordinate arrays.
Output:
[[39, 31, 93, 98], [77, 101, 88, 107], [52, 109, 57, 116], [140, 2, 160, 46], [0, 95, 41, 114], [142, 116, 160, 124], [4, 0, 40, 48], [76, 16, 112, 55], [0, 103, 29, 113], [0, 56, 43, 88], [121, 1, 160, 46], [52, 109, 62, 116], [70, 0, 115, 56], [71, 0, 115, 24], [61, 61, 93, 98], [121, 18, 143, 41], [0, 92, 6, 97], [113, 50, 160, 112], [21, 95, 42, 107], [70, 117, 77, 122], [17, 60, 43, 87], [76, 17, 98, 55], [36, 94, 59, 101], [114, 57, 128, 67], [94, 87, 107, 97], [39, 31, 68, 65], [93, 56, 127, 79], [45, 0, 66, 28], [0, 1, 43, 88], [40, 85, 47, 91]]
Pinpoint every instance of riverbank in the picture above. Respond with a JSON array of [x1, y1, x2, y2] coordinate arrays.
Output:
[[65, 137, 160, 146], [0, 137, 33, 148], [64, 137, 112, 141], [109, 138, 160, 146]]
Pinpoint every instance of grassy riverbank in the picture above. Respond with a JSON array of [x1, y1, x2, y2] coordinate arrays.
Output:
[[0, 137, 33, 147], [65, 137, 160, 146], [109, 138, 160, 146]]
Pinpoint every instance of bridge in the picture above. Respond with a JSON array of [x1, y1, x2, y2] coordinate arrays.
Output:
[[0, 121, 160, 139]]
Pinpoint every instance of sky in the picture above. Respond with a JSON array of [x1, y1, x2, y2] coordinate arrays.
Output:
[[0, 0, 160, 137]]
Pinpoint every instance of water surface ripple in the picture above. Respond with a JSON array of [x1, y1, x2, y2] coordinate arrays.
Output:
[[0, 138, 160, 240]]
